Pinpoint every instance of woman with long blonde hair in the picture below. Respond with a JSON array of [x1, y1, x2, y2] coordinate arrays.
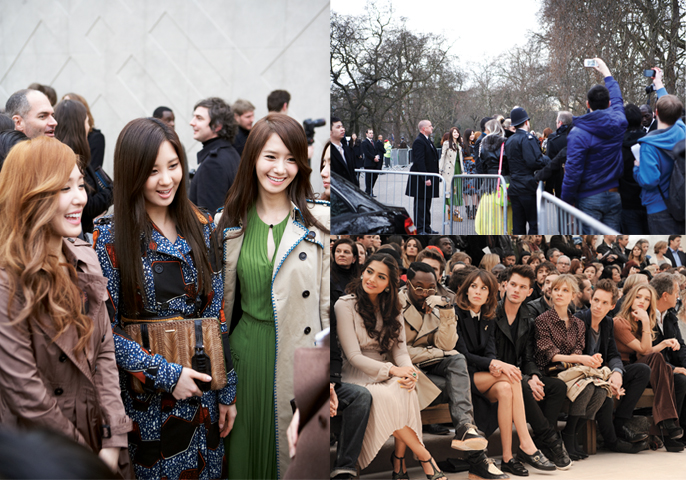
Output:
[[613, 284, 685, 446], [0, 137, 131, 475]]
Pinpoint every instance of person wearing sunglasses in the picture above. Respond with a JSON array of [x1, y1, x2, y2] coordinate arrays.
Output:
[[401, 262, 506, 480]]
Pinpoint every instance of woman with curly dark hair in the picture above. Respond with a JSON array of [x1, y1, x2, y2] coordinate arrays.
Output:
[[336, 253, 446, 480], [455, 269, 555, 476]]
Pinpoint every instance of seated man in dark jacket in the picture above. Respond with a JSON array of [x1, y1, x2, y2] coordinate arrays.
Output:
[[527, 270, 575, 318], [573, 280, 650, 453], [494, 266, 570, 468]]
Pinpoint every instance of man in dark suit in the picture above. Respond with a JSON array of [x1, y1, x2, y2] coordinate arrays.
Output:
[[651, 273, 686, 444], [330, 116, 357, 185], [361, 128, 380, 196], [405, 119, 440, 234], [375, 134, 385, 167], [665, 235, 686, 267]]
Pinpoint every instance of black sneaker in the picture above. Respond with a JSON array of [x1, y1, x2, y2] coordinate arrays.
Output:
[[467, 455, 509, 480], [541, 437, 572, 470], [452, 424, 488, 451], [423, 423, 451, 436]]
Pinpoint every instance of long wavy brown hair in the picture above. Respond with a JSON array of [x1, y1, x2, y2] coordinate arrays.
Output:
[[616, 284, 658, 341], [0, 137, 93, 354], [346, 253, 402, 354], [455, 269, 499, 319]]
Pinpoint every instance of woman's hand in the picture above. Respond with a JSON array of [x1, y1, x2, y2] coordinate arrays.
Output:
[[287, 408, 300, 458], [98, 447, 120, 473], [390, 365, 417, 379], [578, 355, 602, 369], [330, 383, 339, 417], [172, 367, 210, 400], [218, 403, 236, 438], [397, 374, 417, 392], [490, 360, 522, 382], [632, 308, 650, 327]]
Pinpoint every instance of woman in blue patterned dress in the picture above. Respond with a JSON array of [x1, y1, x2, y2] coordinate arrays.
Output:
[[93, 118, 237, 479], [462, 129, 479, 219]]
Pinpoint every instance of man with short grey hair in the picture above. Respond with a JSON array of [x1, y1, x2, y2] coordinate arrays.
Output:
[[406, 119, 440, 234], [5, 89, 57, 138], [556, 255, 571, 274], [650, 272, 686, 446]]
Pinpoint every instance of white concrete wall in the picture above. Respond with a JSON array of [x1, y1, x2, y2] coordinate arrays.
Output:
[[0, 0, 330, 192]]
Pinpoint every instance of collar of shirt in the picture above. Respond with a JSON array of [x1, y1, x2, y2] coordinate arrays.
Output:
[[469, 309, 481, 320], [656, 309, 665, 333]]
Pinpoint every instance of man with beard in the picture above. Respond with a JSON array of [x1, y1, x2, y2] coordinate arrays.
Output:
[[529, 261, 555, 302], [493, 265, 571, 469], [574, 275, 593, 311], [401, 262, 505, 480]]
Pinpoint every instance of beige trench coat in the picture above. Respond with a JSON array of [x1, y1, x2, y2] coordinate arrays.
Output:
[[0, 238, 132, 467], [439, 141, 464, 187], [221, 200, 330, 478]]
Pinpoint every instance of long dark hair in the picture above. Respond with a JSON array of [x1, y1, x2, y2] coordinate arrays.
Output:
[[448, 127, 461, 151], [346, 253, 402, 353], [113, 118, 213, 316], [463, 129, 474, 156], [455, 269, 498, 319], [54, 99, 90, 168], [217, 113, 328, 235]]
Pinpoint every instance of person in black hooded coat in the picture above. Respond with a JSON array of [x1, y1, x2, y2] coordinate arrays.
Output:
[[618, 104, 648, 234]]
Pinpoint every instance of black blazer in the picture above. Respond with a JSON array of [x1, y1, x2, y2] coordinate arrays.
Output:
[[361, 138, 378, 168], [330, 142, 357, 185], [405, 133, 440, 198], [574, 308, 624, 373], [493, 300, 541, 378], [455, 307, 496, 375], [664, 249, 686, 268], [653, 309, 686, 368]]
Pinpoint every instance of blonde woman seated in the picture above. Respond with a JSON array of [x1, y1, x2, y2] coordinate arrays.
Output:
[[612, 284, 686, 450], [336, 253, 446, 480]]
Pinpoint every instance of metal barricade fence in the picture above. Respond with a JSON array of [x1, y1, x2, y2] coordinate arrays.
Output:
[[355, 168, 446, 233], [447, 174, 509, 234], [390, 148, 411, 168], [536, 182, 620, 234]]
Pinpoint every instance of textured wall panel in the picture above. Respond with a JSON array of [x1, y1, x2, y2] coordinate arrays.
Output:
[[0, 0, 330, 194]]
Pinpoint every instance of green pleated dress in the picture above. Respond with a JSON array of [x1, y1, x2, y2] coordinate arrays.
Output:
[[227, 206, 289, 480]]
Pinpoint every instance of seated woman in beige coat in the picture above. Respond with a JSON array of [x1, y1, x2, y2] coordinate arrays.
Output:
[[336, 253, 446, 480], [0, 137, 131, 476]]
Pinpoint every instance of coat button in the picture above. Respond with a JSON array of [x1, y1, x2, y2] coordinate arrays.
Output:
[[304, 327, 311, 334], [59, 353, 67, 362], [302, 290, 310, 298], [307, 231, 316, 239], [299, 252, 307, 261], [154, 264, 164, 274], [54, 388, 64, 396]]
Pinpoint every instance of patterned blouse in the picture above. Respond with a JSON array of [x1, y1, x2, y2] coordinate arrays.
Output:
[[93, 215, 237, 480], [534, 308, 586, 370]]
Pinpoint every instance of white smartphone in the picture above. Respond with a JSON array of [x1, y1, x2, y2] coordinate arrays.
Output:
[[584, 59, 598, 68]]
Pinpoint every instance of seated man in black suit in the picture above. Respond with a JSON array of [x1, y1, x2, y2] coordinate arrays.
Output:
[[665, 235, 686, 268], [651, 272, 686, 444], [330, 116, 357, 185], [573, 280, 651, 454]]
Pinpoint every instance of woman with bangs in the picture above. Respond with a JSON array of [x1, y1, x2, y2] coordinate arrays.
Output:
[[0, 137, 131, 476], [93, 118, 236, 479], [613, 284, 685, 448], [217, 113, 329, 478], [455, 269, 555, 476]]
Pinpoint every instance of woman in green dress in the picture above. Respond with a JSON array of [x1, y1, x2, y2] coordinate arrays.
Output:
[[216, 113, 330, 479]]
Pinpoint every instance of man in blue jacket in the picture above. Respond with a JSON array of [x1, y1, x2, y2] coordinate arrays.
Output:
[[562, 58, 627, 233], [633, 67, 686, 234]]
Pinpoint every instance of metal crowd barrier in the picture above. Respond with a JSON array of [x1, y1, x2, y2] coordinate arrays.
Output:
[[390, 148, 411, 168], [355, 168, 446, 233], [447, 174, 509, 234], [536, 182, 620, 234]]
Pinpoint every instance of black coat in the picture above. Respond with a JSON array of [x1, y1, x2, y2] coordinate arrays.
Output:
[[82, 163, 113, 234], [549, 235, 582, 259], [653, 309, 686, 368], [546, 124, 570, 164], [574, 308, 625, 373], [476, 134, 508, 175], [664, 249, 686, 268], [374, 139, 385, 158], [455, 306, 498, 436], [619, 129, 646, 211], [330, 142, 357, 185], [233, 126, 250, 157], [493, 300, 542, 378], [352, 141, 364, 168], [361, 138, 379, 169], [87, 129, 105, 170], [505, 129, 548, 197], [597, 241, 628, 267], [405, 133, 440, 198], [189, 137, 240, 215]]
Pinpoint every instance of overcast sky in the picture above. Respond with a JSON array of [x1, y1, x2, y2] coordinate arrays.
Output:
[[331, 0, 543, 81]]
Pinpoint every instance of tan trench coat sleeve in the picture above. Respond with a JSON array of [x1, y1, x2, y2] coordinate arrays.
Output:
[[433, 305, 458, 351], [0, 283, 86, 445]]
